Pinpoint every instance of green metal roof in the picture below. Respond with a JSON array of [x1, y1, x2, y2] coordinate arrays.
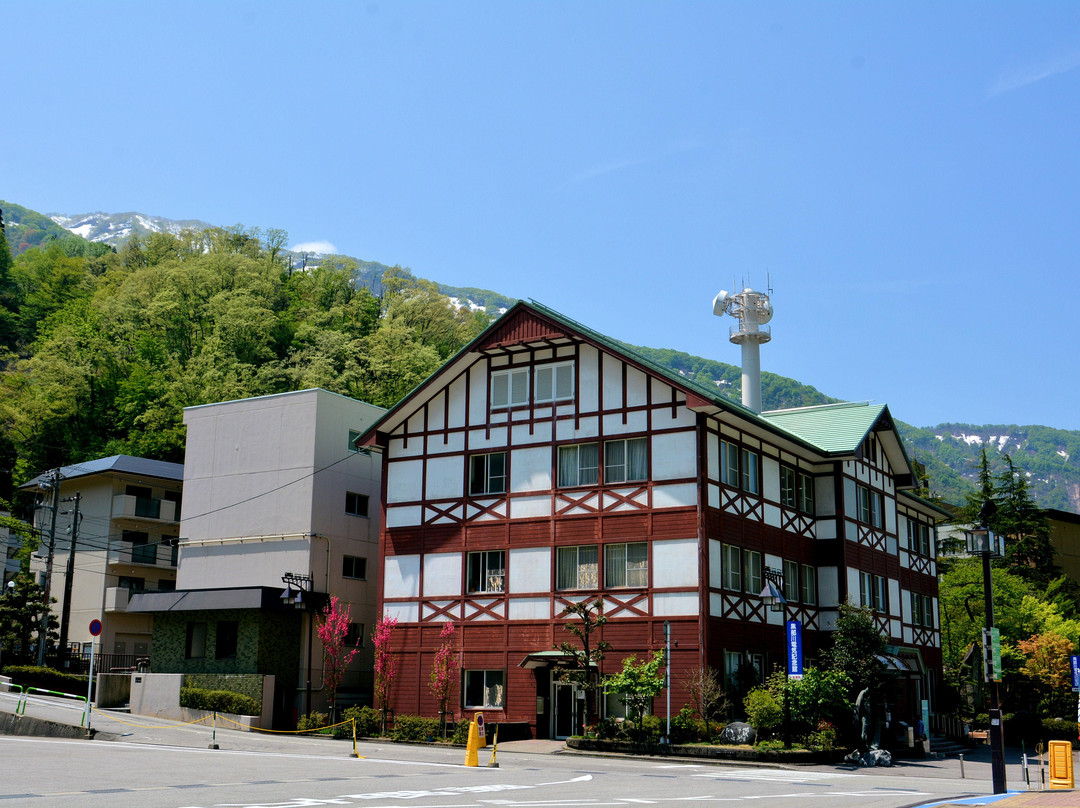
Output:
[[760, 401, 886, 454]]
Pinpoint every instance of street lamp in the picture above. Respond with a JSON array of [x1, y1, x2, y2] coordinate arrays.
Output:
[[964, 501, 1007, 795], [759, 568, 792, 748], [282, 572, 315, 719]]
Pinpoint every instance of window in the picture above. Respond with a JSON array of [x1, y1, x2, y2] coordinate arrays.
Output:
[[798, 472, 815, 514], [801, 564, 817, 606], [122, 530, 155, 565], [604, 438, 648, 484], [345, 622, 365, 647], [215, 621, 239, 659], [740, 448, 760, 494], [118, 576, 145, 591], [860, 571, 886, 611], [605, 542, 648, 588], [558, 443, 599, 487], [746, 550, 763, 594], [467, 550, 505, 594], [910, 592, 923, 627], [722, 544, 742, 591], [857, 485, 884, 528], [908, 519, 931, 556], [464, 669, 504, 708], [345, 492, 369, 517], [720, 440, 759, 493], [156, 579, 176, 592], [491, 367, 529, 408], [348, 429, 362, 453], [780, 466, 796, 508], [343, 555, 367, 580], [469, 452, 507, 495], [782, 559, 799, 602], [556, 545, 599, 590], [724, 651, 742, 686], [186, 622, 207, 659], [164, 490, 182, 519], [535, 362, 574, 403], [922, 595, 935, 627]]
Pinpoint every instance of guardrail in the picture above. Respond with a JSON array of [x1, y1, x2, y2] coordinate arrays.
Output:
[[16, 687, 89, 726]]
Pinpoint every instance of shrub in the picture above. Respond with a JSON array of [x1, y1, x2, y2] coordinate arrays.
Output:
[[808, 720, 838, 750], [390, 714, 439, 742], [338, 705, 381, 738], [670, 705, 708, 744], [450, 719, 471, 746], [2, 665, 87, 694], [639, 714, 662, 743], [594, 716, 620, 740], [296, 712, 329, 732], [179, 686, 261, 716], [743, 687, 782, 739], [1041, 718, 1080, 749]]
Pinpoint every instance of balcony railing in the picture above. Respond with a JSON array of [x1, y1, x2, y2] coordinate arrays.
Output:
[[111, 494, 176, 523], [108, 543, 175, 568], [104, 586, 130, 612]]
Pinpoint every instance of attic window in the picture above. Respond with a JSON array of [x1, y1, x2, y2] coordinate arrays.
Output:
[[535, 362, 574, 403], [491, 368, 529, 408]]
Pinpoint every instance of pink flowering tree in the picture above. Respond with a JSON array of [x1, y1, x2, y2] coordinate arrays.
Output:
[[372, 615, 398, 734], [316, 595, 360, 721], [428, 622, 458, 738]]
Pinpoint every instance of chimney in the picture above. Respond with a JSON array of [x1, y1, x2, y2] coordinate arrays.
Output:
[[712, 287, 773, 413]]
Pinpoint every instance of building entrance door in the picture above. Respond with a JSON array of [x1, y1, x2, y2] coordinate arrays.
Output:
[[552, 682, 580, 740]]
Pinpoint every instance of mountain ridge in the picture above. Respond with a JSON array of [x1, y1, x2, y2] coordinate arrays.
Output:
[[13, 204, 1079, 511]]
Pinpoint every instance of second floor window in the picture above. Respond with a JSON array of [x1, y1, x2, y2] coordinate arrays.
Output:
[[721, 440, 760, 494], [860, 571, 887, 611], [745, 550, 763, 594], [556, 545, 598, 590], [535, 362, 574, 403], [907, 518, 932, 556], [722, 544, 742, 590], [343, 555, 367, 580], [782, 559, 799, 601], [604, 438, 647, 483], [605, 542, 647, 587], [801, 564, 817, 606], [470, 452, 507, 495], [467, 550, 505, 594], [558, 443, 599, 487]]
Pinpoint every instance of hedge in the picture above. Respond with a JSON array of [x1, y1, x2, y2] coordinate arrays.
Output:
[[2, 665, 87, 694], [179, 686, 260, 716]]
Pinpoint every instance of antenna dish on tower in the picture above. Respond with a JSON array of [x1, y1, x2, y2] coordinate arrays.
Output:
[[712, 290, 730, 317], [711, 284, 774, 413]]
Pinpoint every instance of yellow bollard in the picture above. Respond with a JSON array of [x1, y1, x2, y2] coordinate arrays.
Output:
[[487, 725, 499, 768], [464, 719, 479, 767], [1049, 739, 1074, 789]]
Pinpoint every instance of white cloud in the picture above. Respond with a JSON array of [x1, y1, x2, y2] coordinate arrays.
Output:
[[988, 48, 1080, 98], [290, 240, 338, 255]]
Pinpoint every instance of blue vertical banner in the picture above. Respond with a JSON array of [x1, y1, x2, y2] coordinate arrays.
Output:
[[787, 619, 803, 680], [1070, 655, 1080, 692]]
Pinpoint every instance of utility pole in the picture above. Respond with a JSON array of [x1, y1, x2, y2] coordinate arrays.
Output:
[[57, 492, 81, 668], [37, 469, 61, 667]]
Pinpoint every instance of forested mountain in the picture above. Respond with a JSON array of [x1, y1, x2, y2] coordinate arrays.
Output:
[[3, 202, 1078, 512]]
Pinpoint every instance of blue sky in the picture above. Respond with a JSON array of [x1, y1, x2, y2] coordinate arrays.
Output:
[[5, 2, 1080, 430]]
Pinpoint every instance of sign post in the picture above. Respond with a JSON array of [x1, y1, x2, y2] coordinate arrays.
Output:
[[787, 620, 803, 680], [85, 619, 102, 730]]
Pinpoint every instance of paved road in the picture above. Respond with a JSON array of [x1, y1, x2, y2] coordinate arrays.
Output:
[[0, 700, 1072, 808]]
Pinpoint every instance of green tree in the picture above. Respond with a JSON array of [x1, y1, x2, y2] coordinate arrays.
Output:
[[821, 603, 887, 697], [555, 598, 609, 734], [681, 665, 726, 739], [995, 455, 1056, 584], [604, 651, 666, 740]]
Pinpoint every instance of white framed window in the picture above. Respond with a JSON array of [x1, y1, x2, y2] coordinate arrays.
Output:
[[722, 544, 742, 591], [724, 650, 742, 686], [556, 545, 599, 590], [908, 519, 931, 556], [801, 564, 817, 606], [469, 452, 507, 496], [721, 440, 740, 487], [746, 550, 763, 594], [463, 669, 504, 708], [782, 559, 799, 602], [491, 367, 529, 408], [535, 361, 574, 403], [857, 485, 883, 528], [605, 542, 648, 588], [740, 448, 760, 494], [860, 571, 886, 611], [910, 592, 923, 626], [922, 595, 935, 627], [798, 471, 815, 514], [558, 443, 599, 487], [780, 466, 797, 508], [343, 555, 367, 580], [467, 550, 505, 594], [604, 437, 647, 484]]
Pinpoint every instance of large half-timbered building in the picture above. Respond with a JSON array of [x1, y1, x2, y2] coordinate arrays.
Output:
[[360, 301, 946, 739]]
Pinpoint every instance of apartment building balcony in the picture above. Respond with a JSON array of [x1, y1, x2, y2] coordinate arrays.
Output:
[[104, 586, 130, 612], [107, 542, 178, 569], [111, 494, 177, 524]]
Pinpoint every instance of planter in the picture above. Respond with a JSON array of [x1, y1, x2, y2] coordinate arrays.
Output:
[[566, 737, 845, 764]]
